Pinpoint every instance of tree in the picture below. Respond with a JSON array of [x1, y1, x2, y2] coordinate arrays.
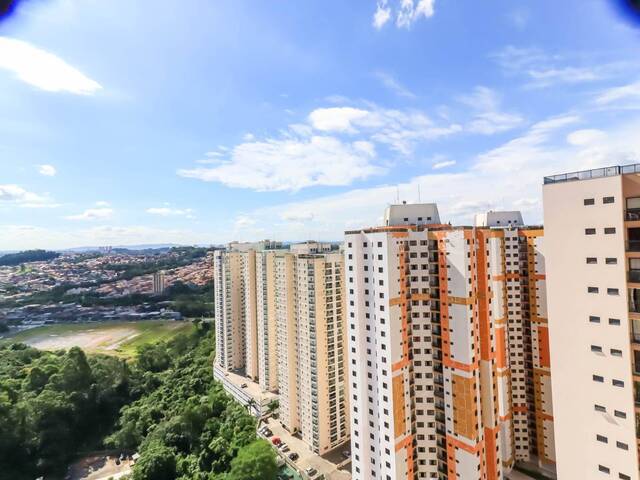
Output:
[[132, 443, 177, 480], [226, 440, 277, 480]]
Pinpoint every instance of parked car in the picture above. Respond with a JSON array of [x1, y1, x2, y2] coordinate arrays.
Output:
[[305, 467, 318, 477], [271, 437, 282, 446], [279, 443, 290, 453], [240, 383, 247, 388], [288, 452, 299, 461], [263, 429, 273, 437]]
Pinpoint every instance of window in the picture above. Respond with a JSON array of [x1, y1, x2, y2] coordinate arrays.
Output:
[[585, 228, 596, 235], [611, 349, 622, 357], [588, 286, 599, 293], [591, 345, 603, 353], [584, 198, 595, 205], [614, 410, 626, 419], [596, 434, 608, 443], [594, 404, 606, 412], [613, 379, 624, 387], [605, 257, 617, 264], [616, 441, 628, 450], [589, 315, 601, 323], [586, 257, 597, 264], [598, 465, 610, 474], [603, 196, 615, 204], [605, 227, 616, 234], [620, 474, 631, 480], [607, 288, 620, 295], [593, 375, 604, 382]]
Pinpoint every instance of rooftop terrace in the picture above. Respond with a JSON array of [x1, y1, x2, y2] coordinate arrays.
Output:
[[544, 163, 640, 185]]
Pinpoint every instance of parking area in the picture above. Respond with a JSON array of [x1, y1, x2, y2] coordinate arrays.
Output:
[[260, 417, 351, 480]]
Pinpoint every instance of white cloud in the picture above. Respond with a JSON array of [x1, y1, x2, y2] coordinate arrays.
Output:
[[146, 207, 194, 218], [457, 86, 524, 134], [65, 207, 113, 221], [374, 71, 416, 99], [595, 81, 640, 105], [566, 129, 606, 146], [95, 201, 110, 207], [397, 0, 435, 28], [37, 164, 56, 176], [309, 105, 461, 154], [373, 1, 392, 29], [492, 46, 634, 88], [238, 113, 640, 242], [0, 37, 101, 94], [0, 184, 57, 208], [308, 107, 370, 133], [178, 135, 384, 192], [372, 0, 435, 29], [243, 133, 255, 141], [433, 159, 456, 169]]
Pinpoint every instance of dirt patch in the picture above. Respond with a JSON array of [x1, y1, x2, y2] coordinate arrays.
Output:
[[67, 454, 133, 480], [27, 327, 138, 352]]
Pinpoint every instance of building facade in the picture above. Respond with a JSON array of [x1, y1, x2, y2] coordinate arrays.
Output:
[[345, 203, 554, 480], [544, 165, 640, 480], [214, 242, 350, 454]]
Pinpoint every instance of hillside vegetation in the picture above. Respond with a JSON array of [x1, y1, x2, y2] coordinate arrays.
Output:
[[0, 249, 60, 266], [0, 323, 276, 480]]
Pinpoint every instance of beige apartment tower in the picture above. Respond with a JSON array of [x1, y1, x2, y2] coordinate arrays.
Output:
[[544, 165, 640, 480], [213, 242, 350, 454], [345, 203, 554, 480]]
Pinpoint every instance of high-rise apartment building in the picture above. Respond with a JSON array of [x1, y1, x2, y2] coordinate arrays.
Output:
[[213, 241, 350, 454], [544, 165, 640, 480], [345, 203, 554, 480], [152, 270, 166, 295]]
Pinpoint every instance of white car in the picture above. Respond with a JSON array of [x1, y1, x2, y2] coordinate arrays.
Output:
[[279, 443, 290, 453]]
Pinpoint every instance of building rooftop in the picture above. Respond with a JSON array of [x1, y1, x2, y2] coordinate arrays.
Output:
[[543, 163, 640, 185]]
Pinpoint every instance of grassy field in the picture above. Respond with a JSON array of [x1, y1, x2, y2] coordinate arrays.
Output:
[[2, 320, 195, 358]]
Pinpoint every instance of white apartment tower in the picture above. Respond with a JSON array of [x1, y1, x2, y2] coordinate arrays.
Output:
[[544, 165, 640, 480], [346, 203, 554, 480]]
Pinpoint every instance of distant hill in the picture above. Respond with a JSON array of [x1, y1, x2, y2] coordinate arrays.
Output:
[[0, 249, 60, 266]]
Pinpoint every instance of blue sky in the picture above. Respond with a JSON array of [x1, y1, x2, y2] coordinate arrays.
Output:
[[1, 0, 640, 249]]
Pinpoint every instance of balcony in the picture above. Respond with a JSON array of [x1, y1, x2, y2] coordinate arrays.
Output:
[[627, 209, 640, 222], [628, 241, 640, 253], [630, 271, 640, 283]]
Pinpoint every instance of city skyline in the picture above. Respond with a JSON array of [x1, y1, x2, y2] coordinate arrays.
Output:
[[2, 0, 640, 250]]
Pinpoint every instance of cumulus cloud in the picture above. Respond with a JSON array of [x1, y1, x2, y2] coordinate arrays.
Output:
[[0, 184, 56, 208], [37, 164, 56, 176], [178, 135, 384, 192], [0, 37, 101, 94], [65, 207, 113, 221], [372, 0, 435, 29], [309, 105, 462, 154]]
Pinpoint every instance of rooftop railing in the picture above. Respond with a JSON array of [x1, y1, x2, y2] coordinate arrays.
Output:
[[544, 163, 640, 184]]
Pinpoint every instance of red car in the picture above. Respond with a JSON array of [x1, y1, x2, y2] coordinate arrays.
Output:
[[271, 437, 282, 446]]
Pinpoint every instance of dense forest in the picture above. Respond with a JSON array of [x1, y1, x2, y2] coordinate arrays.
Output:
[[0, 323, 276, 480], [0, 249, 60, 266]]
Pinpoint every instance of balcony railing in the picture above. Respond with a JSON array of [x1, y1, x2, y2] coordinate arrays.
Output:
[[627, 210, 640, 221], [544, 165, 635, 184]]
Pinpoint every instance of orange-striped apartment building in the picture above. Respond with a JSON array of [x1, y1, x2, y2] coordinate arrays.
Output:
[[345, 204, 554, 480]]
